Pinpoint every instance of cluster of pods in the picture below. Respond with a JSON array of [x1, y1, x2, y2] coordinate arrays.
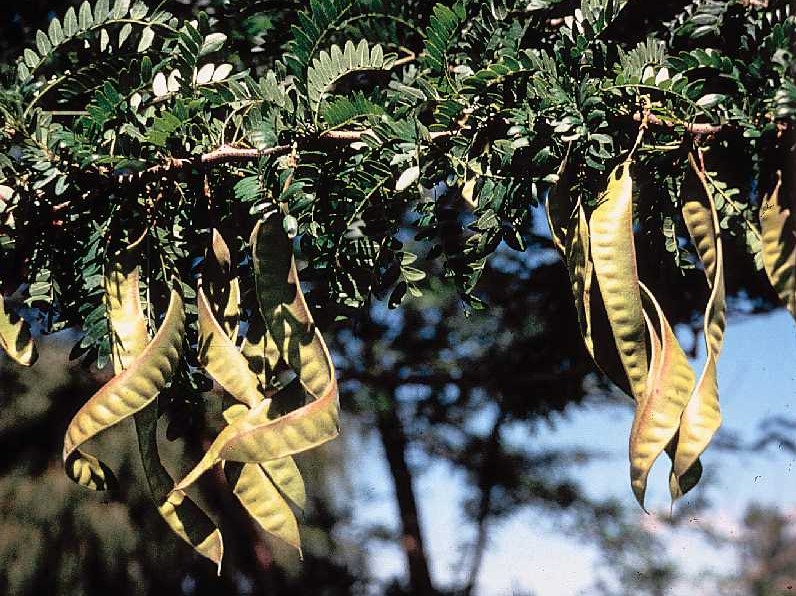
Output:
[[546, 147, 794, 507]]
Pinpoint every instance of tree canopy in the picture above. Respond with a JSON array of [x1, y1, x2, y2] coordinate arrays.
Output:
[[0, 0, 794, 584]]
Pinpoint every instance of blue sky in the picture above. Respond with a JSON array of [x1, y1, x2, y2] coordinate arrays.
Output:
[[348, 303, 796, 595]]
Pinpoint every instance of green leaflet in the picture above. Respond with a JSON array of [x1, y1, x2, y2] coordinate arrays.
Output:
[[172, 217, 339, 492], [63, 281, 184, 491], [670, 152, 726, 500], [759, 171, 796, 318], [589, 161, 648, 402], [104, 255, 223, 568], [0, 292, 37, 366], [630, 283, 696, 509]]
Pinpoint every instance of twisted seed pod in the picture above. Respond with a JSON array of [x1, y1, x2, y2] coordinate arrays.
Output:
[[759, 172, 795, 318], [104, 255, 223, 568], [198, 287, 262, 409], [239, 314, 282, 395], [198, 229, 305, 549], [0, 292, 37, 366], [63, 281, 184, 490], [589, 161, 648, 402], [670, 153, 726, 501], [630, 283, 695, 509], [172, 217, 339, 492], [222, 406, 301, 551], [204, 228, 241, 339]]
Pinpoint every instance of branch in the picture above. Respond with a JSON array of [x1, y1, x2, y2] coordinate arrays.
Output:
[[116, 129, 456, 184], [633, 111, 725, 135]]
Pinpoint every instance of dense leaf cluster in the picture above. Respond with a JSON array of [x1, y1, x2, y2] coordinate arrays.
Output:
[[0, 0, 792, 374]]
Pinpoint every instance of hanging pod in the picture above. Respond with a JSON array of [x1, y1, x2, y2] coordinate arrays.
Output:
[[759, 171, 795, 318], [62, 275, 184, 491], [172, 216, 339, 493], [629, 284, 695, 509], [102, 253, 224, 569], [669, 152, 726, 501], [195, 229, 306, 551], [545, 153, 593, 354], [545, 160, 631, 396], [588, 160, 649, 403], [0, 291, 37, 366]]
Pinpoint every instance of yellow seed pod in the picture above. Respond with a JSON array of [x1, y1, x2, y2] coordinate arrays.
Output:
[[759, 171, 795, 318], [589, 161, 648, 403], [670, 152, 726, 501], [0, 292, 37, 366]]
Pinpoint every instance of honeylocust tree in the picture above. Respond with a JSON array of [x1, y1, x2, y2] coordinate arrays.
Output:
[[0, 0, 794, 577]]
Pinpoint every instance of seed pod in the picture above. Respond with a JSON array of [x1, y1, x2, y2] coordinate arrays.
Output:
[[172, 216, 339, 492], [62, 280, 184, 491], [199, 229, 306, 549], [0, 292, 37, 366], [203, 228, 241, 340], [222, 406, 301, 551], [630, 283, 695, 509], [103, 254, 223, 569], [546, 167, 631, 397], [759, 171, 795, 318], [670, 152, 726, 501], [589, 161, 648, 403]]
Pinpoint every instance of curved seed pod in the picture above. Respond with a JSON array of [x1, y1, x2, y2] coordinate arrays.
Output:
[[225, 461, 302, 551], [204, 229, 241, 340], [547, 178, 632, 396], [252, 216, 334, 397], [172, 217, 339, 491], [136, 404, 225, 570], [589, 161, 648, 402], [174, 379, 338, 491], [221, 398, 309, 513], [240, 314, 282, 394], [222, 406, 302, 551], [199, 234, 307, 532], [545, 163, 592, 353], [198, 287, 262, 409], [544, 154, 572, 256], [0, 293, 37, 366], [759, 172, 795, 318], [630, 283, 696, 509], [565, 204, 594, 355], [670, 153, 726, 500], [105, 259, 149, 372], [104, 257, 223, 567], [63, 281, 184, 490], [262, 456, 307, 512]]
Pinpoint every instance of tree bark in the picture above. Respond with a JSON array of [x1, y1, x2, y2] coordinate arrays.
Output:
[[376, 400, 437, 596], [460, 409, 507, 596]]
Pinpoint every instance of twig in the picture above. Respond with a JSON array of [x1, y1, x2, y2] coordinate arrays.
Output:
[[633, 112, 725, 135], [116, 129, 456, 184]]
